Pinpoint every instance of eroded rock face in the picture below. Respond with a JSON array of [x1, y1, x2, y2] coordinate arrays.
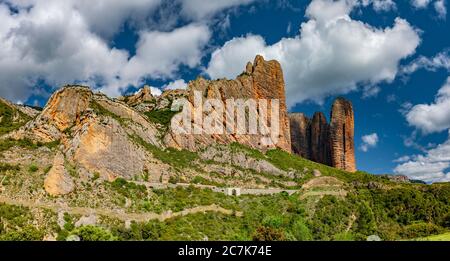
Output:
[[11, 86, 92, 142], [41, 86, 92, 132], [310, 112, 330, 165], [165, 55, 291, 153], [289, 113, 311, 158], [120, 85, 155, 107], [289, 98, 356, 172], [68, 115, 151, 181], [44, 152, 74, 196], [329, 98, 356, 172], [12, 85, 163, 181]]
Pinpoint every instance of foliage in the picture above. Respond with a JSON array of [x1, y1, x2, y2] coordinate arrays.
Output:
[[70, 225, 117, 241], [0, 101, 31, 136], [0, 138, 60, 154], [252, 226, 286, 241], [28, 164, 39, 173], [144, 109, 179, 130], [109, 178, 147, 199], [0, 225, 44, 241], [129, 135, 199, 170]]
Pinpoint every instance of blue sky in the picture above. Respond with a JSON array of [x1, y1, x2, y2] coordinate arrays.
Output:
[[1, 0, 450, 182]]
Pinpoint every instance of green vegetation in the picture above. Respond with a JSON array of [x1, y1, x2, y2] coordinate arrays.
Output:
[[144, 109, 179, 130], [90, 101, 127, 126], [0, 100, 31, 136], [129, 135, 199, 170], [417, 232, 450, 241], [70, 225, 117, 241], [0, 138, 60, 154], [0, 163, 20, 172], [27, 164, 39, 173]]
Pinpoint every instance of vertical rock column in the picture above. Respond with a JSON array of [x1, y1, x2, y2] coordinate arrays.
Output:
[[289, 113, 311, 158], [310, 112, 331, 166], [329, 98, 356, 172]]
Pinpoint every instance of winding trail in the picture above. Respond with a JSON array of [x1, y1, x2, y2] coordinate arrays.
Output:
[[0, 195, 242, 222]]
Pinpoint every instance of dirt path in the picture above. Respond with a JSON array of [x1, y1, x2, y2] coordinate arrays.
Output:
[[0, 195, 242, 222]]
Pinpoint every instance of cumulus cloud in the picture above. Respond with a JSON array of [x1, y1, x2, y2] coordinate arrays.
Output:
[[360, 133, 379, 152], [405, 77, 450, 134], [394, 131, 450, 183], [164, 79, 188, 90], [206, 0, 420, 107], [396, 77, 450, 183], [112, 24, 211, 95], [0, 1, 212, 102]]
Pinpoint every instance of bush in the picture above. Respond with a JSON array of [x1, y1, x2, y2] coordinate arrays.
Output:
[[70, 225, 117, 241], [144, 109, 179, 129], [333, 232, 355, 241], [0, 226, 44, 241], [401, 223, 443, 239], [252, 226, 286, 241], [28, 164, 39, 173], [292, 220, 312, 241]]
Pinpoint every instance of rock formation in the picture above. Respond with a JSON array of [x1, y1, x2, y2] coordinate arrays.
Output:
[[329, 98, 356, 172], [289, 113, 310, 158], [289, 98, 356, 172], [44, 152, 74, 196], [165, 55, 292, 153]]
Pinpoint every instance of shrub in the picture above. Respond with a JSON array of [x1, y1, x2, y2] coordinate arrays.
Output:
[[401, 223, 443, 239], [292, 220, 312, 241], [144, 109, 179, 129], [252, 226, 286, 241], [70, 225, 117, 241], [0, 226, 44, 241], [28, 164, 39, 173]]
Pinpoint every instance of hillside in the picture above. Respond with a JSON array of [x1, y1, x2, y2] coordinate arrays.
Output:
[[0, 56, 449, 241]]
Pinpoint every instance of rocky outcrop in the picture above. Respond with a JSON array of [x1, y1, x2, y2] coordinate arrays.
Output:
[[44, 153, 74, 196], [329, 98, 356, 172], [119, 85, 155, 107], [165, 55, 291, 153], [10, 85, 164, 184], [289, 98, 356, 172], [289, 113, 310, 158]]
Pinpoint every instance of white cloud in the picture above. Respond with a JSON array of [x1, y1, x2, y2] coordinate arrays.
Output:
[[360, 133, 379, 152], [411, 0, 447, 19], [362, 85, 381, 99], [402, 50, 450, 74], [113, 24, 211, 95], [394, 131, 450, 183], [405, 77, 450, 134], [179, 0, 256, 20], [206, 0, 420, 107], [397, 77, 450, 183], [434, 0, 447, 18], [393, 155, 411, 163], [164, 79, 188, 90], [411, 0, 433, 8], [361, 0, 397, 12], [0, 1, 211, 102]]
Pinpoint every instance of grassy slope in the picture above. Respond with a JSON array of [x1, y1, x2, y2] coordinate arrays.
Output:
[[418, 232, 450, 241]]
